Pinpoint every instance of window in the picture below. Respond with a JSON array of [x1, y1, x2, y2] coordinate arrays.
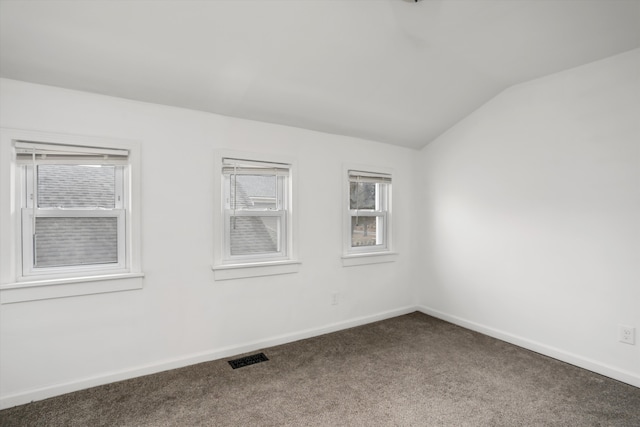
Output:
[[213, 153, 298, 279], [222, 158, 290, 262], [212, 153, 298, 280], [347, 170, 391, 252], [343, 167, 396, 266], [17, 142, 129, 277], [0, 129, 143, 303]]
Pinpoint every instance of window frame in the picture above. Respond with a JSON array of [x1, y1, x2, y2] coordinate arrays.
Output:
[[21, 164, 128, 277], [0, 128, 144, 304], [212, 151, 299, 280], [222, 165, 288, 262], [342, 164, 397, 266]]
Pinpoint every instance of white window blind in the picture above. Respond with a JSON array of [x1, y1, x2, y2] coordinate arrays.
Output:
[[15, 141, 129, 165], [348, 170, 392, 184], [222, 158, 290, 176]]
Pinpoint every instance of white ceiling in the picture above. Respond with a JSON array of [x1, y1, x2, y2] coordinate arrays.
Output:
[[1, 0, 638, 149]]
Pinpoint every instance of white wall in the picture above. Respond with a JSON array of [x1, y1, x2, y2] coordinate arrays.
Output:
[[418, 49, 640, 386], [1, 48, 638, 408], [0, 78, 419, 407]]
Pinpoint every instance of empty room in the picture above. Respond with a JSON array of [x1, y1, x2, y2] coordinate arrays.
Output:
[[0, 0, 639, 425]]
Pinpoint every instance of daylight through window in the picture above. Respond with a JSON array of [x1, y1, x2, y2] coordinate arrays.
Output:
[[222, 158, 291, 263], [347, 170, 391, 254], [16, 141, 129, 277]]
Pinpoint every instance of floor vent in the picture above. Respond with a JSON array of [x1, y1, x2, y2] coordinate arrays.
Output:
[[228, 353, 269, 369]]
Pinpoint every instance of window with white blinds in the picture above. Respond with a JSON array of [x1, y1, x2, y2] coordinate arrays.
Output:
[[222, 157, 291, 263], [16, 141, 130, 277], [346, 169, 392, 255]]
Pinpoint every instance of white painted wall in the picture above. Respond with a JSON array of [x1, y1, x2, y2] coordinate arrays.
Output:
[[418, 49, 640, 386], [1, 48, 638, 408], [0, 78, 419, 407]]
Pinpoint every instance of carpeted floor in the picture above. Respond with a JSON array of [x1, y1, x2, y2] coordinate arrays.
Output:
[[1, 312, 639, 426]]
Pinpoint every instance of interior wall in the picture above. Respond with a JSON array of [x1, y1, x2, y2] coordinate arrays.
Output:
[[1, 48, 638, 408], [417, 49, 640, 386], [0, 78, 419, 407]]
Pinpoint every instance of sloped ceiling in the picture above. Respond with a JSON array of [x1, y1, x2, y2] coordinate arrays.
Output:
[[1, 0, 638, 149]]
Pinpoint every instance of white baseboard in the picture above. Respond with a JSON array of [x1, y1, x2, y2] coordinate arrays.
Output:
[[0, 305, 416, 409], [417, 305, 640, 389], [4, 304, 637, 409]]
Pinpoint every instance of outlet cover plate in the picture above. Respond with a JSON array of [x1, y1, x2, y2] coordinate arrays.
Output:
[[619, 325, 635, 345]]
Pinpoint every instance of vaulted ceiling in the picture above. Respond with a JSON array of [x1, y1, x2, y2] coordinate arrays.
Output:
[[1, 0, 638, 149]]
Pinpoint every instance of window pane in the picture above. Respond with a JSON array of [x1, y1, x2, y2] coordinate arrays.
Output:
[[229, 175, 277, 210], [34, 217, 118, 268], [351, 216, 383, 247], [38, 165, 116, 208], [350, 182, 376, 210], [230, 216, 279, 255]]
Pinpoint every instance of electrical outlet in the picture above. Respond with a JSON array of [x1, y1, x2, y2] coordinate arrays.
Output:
[[331, 292, 339, 306], [619, 325, 635, 345]]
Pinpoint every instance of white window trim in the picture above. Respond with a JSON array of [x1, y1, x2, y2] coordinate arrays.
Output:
[[342, 163, 397, 267], [212, 150, 299, 280], [0, 128, 144, 303]]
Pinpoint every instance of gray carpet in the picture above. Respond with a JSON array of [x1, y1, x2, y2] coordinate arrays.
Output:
[[1, 312, 639, 426]]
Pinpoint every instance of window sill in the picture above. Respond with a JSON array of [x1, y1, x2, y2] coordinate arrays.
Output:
[[212, 260, 301, 281], [341, 252, 398, 267], [0, 272, 144, 304]]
